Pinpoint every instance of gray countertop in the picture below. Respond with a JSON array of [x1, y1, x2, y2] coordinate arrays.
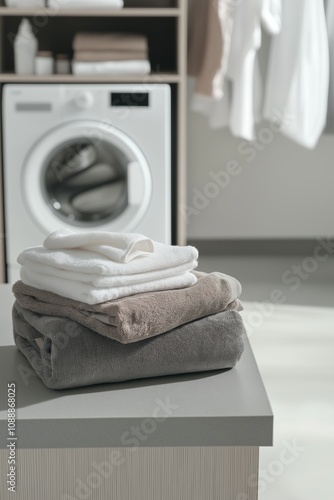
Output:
[[0, 285, 273, 448]]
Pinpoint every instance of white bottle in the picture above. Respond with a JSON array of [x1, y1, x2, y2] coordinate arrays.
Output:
[[14, 19, 38, 75], [35, 51, 54, 75]]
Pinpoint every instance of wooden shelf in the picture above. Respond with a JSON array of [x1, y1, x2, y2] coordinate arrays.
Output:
[[0, 72, 180, 83], [0, 7, 180, 17]]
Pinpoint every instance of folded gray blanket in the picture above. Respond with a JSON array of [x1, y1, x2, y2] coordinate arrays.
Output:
[[13, 301, 245, 390], [12, 271, 242, 344]]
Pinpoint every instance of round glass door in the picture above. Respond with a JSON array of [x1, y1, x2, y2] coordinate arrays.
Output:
[[22, 120, 152, 234], [43, 138, 128, 226]]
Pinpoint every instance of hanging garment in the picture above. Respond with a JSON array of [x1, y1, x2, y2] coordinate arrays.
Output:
[[325, 0, 334, 133], [187, 0, 209, 81], [261, 0, 282, 35], [188, 0, 281, 141], [188, 0, 234, 110], [205, 0, 279, 139], [225, 0, 262, 140], [263, 0, 329, 149]]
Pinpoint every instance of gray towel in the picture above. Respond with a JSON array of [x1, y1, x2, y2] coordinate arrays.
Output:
[[13, 271, 242, 344], [13, 301, 245, 390]]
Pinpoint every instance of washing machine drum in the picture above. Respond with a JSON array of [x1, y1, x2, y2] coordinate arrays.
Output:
[[23, 121, 152, 233]]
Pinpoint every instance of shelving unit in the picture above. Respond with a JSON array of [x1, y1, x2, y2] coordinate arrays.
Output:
[[0, 72, 180, 82], [0, 7, 181, 16], [0, 0, 188, 282]]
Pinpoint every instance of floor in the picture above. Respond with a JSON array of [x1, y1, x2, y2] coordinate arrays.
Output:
[[199, 255, 334, 500], [199, 254, 334, 308]]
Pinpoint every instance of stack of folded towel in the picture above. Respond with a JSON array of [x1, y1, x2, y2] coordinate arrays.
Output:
[[72, 32, 151, 76], [48, 0, 124, 10], [12, 229, 246, 390]]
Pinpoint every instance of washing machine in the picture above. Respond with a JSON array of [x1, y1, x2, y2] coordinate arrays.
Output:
[[2, 84, 171, 282]]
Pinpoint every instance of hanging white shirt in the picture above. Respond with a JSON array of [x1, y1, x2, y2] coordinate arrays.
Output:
[[263, 0, 329, 149], [191, 0, 282, 141], [325, 0, 334, 133]]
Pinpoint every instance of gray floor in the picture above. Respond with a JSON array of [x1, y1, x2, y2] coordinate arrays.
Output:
[[199, 254, 334, 500], [198, 254, 334, 308]]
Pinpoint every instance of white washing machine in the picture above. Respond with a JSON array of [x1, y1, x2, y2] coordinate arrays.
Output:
[[2, 84, 171, 282]]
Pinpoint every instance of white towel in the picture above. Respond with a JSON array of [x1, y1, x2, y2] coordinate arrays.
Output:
[[18, 242, 198, 276], [18, 235, 198, 303], [48, 0, 123, 9], [20, 267, 197, 304], [44, 229, 154, 263], [18, 258, 197, 288], [5, 0, 44, 6], [72, 60, 151, 76]]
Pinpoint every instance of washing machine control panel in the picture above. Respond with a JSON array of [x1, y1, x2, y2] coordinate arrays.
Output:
[[73, 91, 95, 109]]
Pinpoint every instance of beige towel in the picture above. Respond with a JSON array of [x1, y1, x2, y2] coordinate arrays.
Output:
[[13, 271, 243, 344], [73, 32, 148, 52], [74, 50, 148, 62]]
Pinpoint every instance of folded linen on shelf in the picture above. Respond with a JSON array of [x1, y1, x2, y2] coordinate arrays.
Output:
[[13, 271, 242, 344], [73, 32, 148, 52], [19, 267, 197, 304], [72, 60, 151, 75], [48, 0, 124, 9], [44, 229, 154, 263], [13, 301, 245, 389], [5, 0, 44, 6], [73, 50, 148, 62]]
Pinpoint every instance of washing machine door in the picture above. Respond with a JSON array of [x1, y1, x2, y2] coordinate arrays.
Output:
[[22, 120, 152, 234]]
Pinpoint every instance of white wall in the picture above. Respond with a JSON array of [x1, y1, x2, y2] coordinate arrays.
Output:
[[186, 22, 334, 241], [186, 108, 334, 240]]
